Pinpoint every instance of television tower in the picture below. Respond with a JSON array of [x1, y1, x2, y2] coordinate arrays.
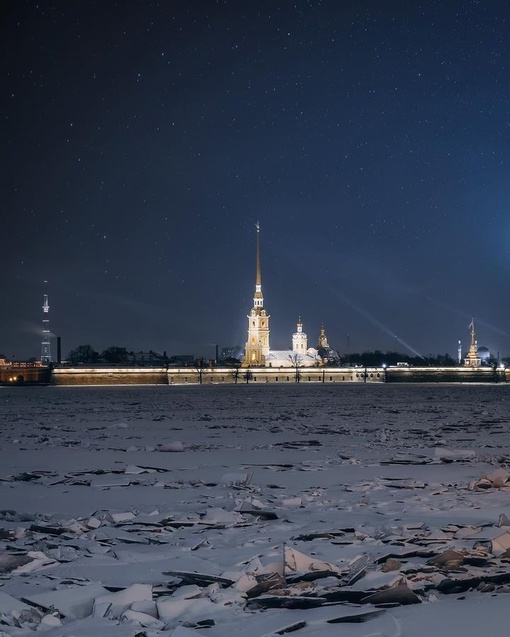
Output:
[[41, 283, 51, 363]]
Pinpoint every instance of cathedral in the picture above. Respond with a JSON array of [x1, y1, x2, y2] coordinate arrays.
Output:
[[243, 224, 337, 367]]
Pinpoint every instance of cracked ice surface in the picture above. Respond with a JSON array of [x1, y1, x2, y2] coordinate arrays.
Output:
[[0, 383, 510, 636]]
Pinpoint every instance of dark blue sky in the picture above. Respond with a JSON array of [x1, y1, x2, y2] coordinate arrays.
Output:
[[2, 0, 510, 361]]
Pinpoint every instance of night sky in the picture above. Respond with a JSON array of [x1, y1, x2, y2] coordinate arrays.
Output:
[[2, 0, 510, 362]]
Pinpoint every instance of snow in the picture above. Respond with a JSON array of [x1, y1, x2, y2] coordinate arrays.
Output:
[[0, 383, 510, 635]]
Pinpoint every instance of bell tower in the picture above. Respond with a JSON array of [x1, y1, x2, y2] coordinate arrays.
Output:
[[243, 222, 270, 366], [318, 325, 329, 349], [292, 317, 308, 353]]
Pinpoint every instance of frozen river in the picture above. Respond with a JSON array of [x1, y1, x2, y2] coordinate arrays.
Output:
[[1, 384, 509, 636]]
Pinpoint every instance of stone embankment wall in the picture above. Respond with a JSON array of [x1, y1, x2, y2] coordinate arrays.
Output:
[[51, 367, 168, 385], [24, 365, 510, 386], [385, 366, 506, 383], [51, 366, 385, 385], [0, 366, 51, 385]]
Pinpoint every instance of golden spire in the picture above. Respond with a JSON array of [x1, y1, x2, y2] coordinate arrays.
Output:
[[255, 221, 261, 287], [469, 318, 476, 349], [253, 221, 263, 305]]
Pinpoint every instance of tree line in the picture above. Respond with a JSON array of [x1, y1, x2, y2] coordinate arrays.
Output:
[[67, 345, 134, 364]]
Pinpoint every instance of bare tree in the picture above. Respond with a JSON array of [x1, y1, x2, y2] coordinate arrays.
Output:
[[229, 360, 242, 384], [194, 358, 206, 384], [288, 353, 303, 383]]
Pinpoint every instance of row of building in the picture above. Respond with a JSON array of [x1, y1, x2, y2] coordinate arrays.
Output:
[[0, 226, 491, 371]]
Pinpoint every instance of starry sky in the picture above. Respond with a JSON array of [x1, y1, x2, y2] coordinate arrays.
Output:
[[2, 0, 510, 362]]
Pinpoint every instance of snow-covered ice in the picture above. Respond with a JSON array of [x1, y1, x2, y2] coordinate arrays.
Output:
[[0, 383, 509, 635]]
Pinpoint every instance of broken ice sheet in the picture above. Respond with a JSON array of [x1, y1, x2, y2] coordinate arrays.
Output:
[[220, 472, 253, 486], [121, 608, 165, 628], [491, 531, 510, 556], [0, 554, 33, 573], [90, 475, 133, 488], [18, 616, 151, 637], [22, 583, 109, 619], [93, 583, 153, 618], [0, 591, 33, 613], [200, 507, 247, 526], [361, 583, 422, 605], [347, 569, 404, 591], [434, 447, 476, 461], [470, 468, 510, 490], [236, 499, 279, 520], [10, 550, 56, 574], [284, 546, 340, 576], [124, 464, 156, 474], [157, 596, 238, 626]]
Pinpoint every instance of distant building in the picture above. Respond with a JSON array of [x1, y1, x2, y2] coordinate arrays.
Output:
[[126, 350, 167, 366], [464, 320, 481, 368], [477, 346, 491, 364], [317, 325, 340, 365], [221, 346, 243, 361], [167, 354, 195, 367]]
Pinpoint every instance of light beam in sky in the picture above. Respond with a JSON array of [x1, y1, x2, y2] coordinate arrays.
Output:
[[333, 291, 423, 358]]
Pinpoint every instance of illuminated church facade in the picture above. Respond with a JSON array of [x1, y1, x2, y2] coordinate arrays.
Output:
[[243, 224, 335, 368], [243, 222, 271, 366]]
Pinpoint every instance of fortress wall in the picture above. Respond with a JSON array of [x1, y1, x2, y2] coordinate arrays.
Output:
[[0, 367, 51, 385], [43, 365, 510, 386], [168, 367, 384, 384], [51, 367, 168, 386], [51, 366, 386, 385], [385, 366, 503, 383]]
